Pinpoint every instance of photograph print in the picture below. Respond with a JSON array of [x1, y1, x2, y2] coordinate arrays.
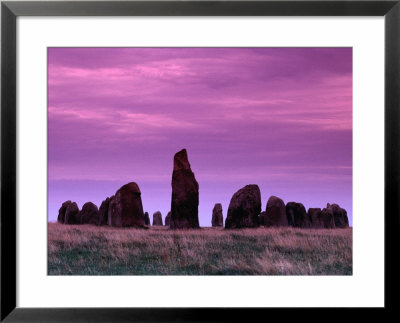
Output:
[[48, 47, 352, 275]]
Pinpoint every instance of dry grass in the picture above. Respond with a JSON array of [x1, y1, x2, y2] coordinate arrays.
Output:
[[48, 223, 352, 275]]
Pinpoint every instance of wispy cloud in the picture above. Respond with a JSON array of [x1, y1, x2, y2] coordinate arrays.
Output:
[[48, 47, 353, 225]]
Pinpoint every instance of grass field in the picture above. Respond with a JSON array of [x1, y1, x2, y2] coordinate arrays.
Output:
[[48, 223, 352, 275]]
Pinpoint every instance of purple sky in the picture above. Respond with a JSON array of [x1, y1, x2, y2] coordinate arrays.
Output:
[[48, 48, 352, 226]]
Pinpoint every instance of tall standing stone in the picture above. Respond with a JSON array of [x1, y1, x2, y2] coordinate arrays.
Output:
[[225, 185, 261, 229], [153, 211, 163, 226], [170, 149, 200, 229], [265, 196, 287, 227], [211, 203, 223, 227], [108, 182, 145, 227]]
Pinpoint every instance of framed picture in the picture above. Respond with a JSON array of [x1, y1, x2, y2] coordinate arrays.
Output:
[[1, 0, 399, 321]]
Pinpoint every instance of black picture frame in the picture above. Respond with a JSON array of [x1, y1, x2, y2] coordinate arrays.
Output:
[[1, 0, 399, 321]]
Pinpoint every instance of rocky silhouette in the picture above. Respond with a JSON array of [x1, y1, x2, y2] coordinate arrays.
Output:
[[57, 200, 72, 224], [286, 202, 310, 228], [56, 151, 351, 230], [144, 212, 150, 226], [308, 208, 323, 228], [80, 202, 99, 225], [328, 203, 349, 228], [64, 202, 80, 224], [108, 182, 145, 227], [165, 211, 171, 226], [98, 197, 111, 226], [265, 195, 287, 227], [320, 207, 335, 228], [153, 211, 163, 226], [211, 203, 223, 227], [258, 211, 266, 226], [225, 185, 261, 229], [170, 149, 200, 229]]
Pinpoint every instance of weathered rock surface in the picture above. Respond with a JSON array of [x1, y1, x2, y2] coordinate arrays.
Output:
[[286, 202, 310, 228], [258, 211, 267, 226], [165, 211, 171, 226], [57, 200, 72, 224], [107, 182, 145, 227], [308, 208, 323, 228], [170, 149, 200, 229], [144, 212, 150, 225], [265, 195, 287, 227], [153, 211, 163, 226], [328, 203, 349, 228], [64, 202, 80, 224], [320, 207, 335, 228], [211, 203, 223, 227], [98, 197, 111, 226], [80, 202, 99, 225], [225, 185, 261, 229]]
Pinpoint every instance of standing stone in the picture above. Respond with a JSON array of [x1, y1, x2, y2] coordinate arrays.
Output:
[[57, 200, 72, 224], [144, 212, 150, 225], [265, 196, 287, 227], [343, 209, 349, 227], [225, 185, 261, 229], [211, 203, 223, 227], [320, 208, 335, 228], [153, 211, 163, 226], [170, 149, 200, 229], [328, 203, 349, 228], [258, 211, 267, 226], [98, 197, 111, 226], [165, 212, 171, 226], [108, 182, 145, 227], [308, 208, 323, 228], [286, 202, 310, 228], [80, 202, 99, 225], [64, 202, 80, 224]]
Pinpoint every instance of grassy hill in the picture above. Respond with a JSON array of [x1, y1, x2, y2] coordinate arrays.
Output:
[[48, 223, 352, 275]]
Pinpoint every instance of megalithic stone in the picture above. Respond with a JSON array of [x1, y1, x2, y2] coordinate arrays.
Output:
[[286, 202, 311, 228], [225, 184, 261, 229], [79, 202, 99, 225], [211, 203, 223, 227], [144, 212, 150, 225], [98, 197, 111, 226], [57, 200, 72, 224], [152, 211, 163, 226], [108, 182, 145, 228], [265, 196, 287, 227], [170, 149, 199, 229], [165, 211, 171, 226]]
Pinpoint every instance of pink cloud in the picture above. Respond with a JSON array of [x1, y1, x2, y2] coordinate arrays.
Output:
[[48, 47, 353, 226]]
